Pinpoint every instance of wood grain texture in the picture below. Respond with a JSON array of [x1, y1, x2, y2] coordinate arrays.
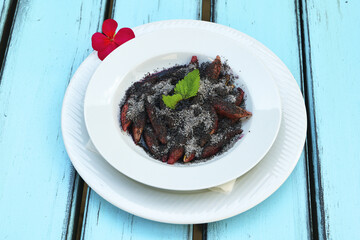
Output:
[[303, 1, 360, 239], [207, 1, 310, 239], [110, 0, 202, 27], [82, 190, 193, 240], [80, 1, 201, 239], [0, 0, 11, 41], [0, 0, 106, 239]]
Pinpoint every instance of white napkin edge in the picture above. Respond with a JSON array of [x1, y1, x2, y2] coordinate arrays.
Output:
[[85, 139, 236, 193], [208, 179, 236, 193], [85, 139, 99, 154]]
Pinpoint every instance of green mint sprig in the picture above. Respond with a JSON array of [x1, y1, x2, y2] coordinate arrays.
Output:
[[162, 69, 200, 109]]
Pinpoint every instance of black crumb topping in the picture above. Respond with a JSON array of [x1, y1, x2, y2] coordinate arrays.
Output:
[[120, 56, 250, 164]]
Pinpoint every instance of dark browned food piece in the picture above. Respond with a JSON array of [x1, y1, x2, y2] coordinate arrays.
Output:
[[201, 144, 221, 159], [190, 56, 198, 64], [199, 135, 210, 147], [132, 112, 146, 144], [235, 107, 252, 119], [183, 152, 196, 163], [206, 55, 222, 80], [120, 100, 131, 131], [225, 74, 231, 85], [142, 66, 185, 86], [201, 128, 243, 159], [226, 128, 244, 139], [143, 127, 160, 155], [231, 118, 239, 125], [213, 98, 252, 120], [190, 56, 199, 68], [167, 146, 185, 164], [161, 155, 168, 162], [209, 106, 218, 135], [146, 102, 167, 144], [235, 88, 245, 106]]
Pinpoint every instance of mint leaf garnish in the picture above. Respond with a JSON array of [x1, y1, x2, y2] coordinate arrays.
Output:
[[174, 69, 200, 99], [162, 69, 200, 109], [162, 94, 183, 109]]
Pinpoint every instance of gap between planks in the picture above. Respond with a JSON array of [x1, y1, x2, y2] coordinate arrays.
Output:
[[298, 0, 324, 239], [295, 0, 319, 239], [73, 1, 114, 240], [75, 182, 88, 240], [0, 0, 18, 83]]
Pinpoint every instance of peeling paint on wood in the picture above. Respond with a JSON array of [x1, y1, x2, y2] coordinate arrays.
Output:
[[303, 0, 360, 239], [0, 0, 106, 238], [207, 0, 310, 239]]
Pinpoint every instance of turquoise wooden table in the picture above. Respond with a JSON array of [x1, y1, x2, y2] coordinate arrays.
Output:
[[0, 0, 359, 239]]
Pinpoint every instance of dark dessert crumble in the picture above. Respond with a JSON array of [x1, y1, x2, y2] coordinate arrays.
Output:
[[120, 55, 252, 164]]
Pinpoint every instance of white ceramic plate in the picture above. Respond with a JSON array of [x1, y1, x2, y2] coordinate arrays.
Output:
[[83, 24, 282, 191], [62, 20, 307, 224]]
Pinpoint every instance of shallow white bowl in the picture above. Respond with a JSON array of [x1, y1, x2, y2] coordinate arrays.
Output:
[[84, 26, 282, 191]]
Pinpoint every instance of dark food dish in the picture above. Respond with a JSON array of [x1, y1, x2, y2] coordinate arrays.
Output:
[[120, 56, 252, 164]]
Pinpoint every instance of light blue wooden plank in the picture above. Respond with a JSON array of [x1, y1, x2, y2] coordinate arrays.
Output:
[[82, 190, 192, 240], [81, 1, 201, 239], [303, 1, 360, 239], [0, 0, 106, 239], [207, 1, 310, 239], [0, 0, 12, 40], [111, 0, 202, 28]]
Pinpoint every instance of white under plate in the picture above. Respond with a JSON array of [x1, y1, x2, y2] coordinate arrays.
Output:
[[61, 20, 307, 224], [83, 24, 282, 191]]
